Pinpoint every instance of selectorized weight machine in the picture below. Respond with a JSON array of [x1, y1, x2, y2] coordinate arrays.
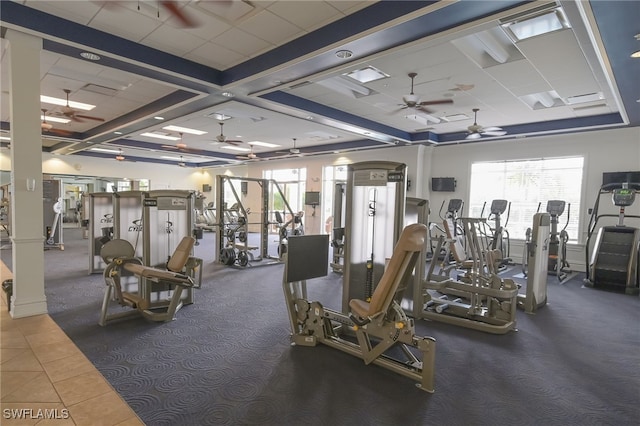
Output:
[[342, 161, 407, 312], [88, 192, 114, 274], [283, 225, 437, 392]]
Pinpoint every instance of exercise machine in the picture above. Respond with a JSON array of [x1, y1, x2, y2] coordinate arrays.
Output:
[[521, 200, 571, 282], [480, 199, 511, 269], [113, 190, 147, 260], [342, 161, 406, 312], [43, 179, 63, 250], [427, 199, 463, 262], [585, 182, 640, 294], [403, 197, 429, 318], [99, 236, 202, 325], [330, 182, 346, 273], [216, 176, 295, 268], [283, 224, 437, 392], [422, 217, 519, 334], [88, 192, 114, 274], [517, 213, 550, 313], [546, 200, 571, 282]]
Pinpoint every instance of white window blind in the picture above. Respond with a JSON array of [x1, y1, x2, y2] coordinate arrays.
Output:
[[468, 157, 584, 241]]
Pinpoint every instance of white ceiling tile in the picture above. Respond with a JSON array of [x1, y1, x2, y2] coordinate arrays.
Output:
[[484, 60, 551, 96], [517, 29, 600, 100], [89, 7, 162, 42], [23, 0, 101, 25], [211, 28, 272, 57], [184, 42, 247, 70], [238, 10, 304, 45], [325, 1, 375, 14], [267, 2, 342, 32], [141, 26, 208, 58]]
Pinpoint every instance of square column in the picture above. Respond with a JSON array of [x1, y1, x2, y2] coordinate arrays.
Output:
[[6, 29, 47, 318]]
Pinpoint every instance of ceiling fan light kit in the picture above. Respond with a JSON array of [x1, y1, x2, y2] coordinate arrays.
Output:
[[466, 108, 506, 140]]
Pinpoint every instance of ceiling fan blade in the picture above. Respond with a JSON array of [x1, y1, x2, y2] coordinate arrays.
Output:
[[224, 140, 243, 146], [417, 99, 454, 106], [388, 106, 409, 115], [482, 130, 507, 136], [482, 126, 503, 132], [74, 114, 105, 122], [44, 127, 73, 137], [161, 1, 199, 28], [465, 132, 482, 140]]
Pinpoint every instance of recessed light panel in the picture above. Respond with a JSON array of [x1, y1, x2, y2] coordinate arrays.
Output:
[[345, 66, 390, 83]]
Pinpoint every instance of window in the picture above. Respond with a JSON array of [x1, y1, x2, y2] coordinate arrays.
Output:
[[264, 167, 307, 229], [322, 165, 349, 234], [468, 157, 584, 241]]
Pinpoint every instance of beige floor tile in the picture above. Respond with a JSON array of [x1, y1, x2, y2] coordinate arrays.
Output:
[[0, 330, 29, 349], [53, 370, 113, 406], [68, 391, 136, 426], [1, 348, 29, 364], [114, 416, 145, 426], [31, 341, 82, 365], [1, 371, 41, 399], [14, 315, 60, 337], [1, 372, 61, 403], [24, 329, 71, 349], [0, 402, 71, 426], [1, 350, 43, 372], [42, 353, 96, 383]]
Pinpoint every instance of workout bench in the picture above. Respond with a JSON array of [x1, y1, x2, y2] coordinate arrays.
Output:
[[99, 236, 202, 326]]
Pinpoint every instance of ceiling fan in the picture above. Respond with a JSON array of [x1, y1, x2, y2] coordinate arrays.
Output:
[[216, 122, 243, 145], [276, 138, 303, 157], [59, 89, 105, 123], [162, 132, 201, 154], [395, 72, 454, 113], [41, 109, 73, 136], [466, 108, 507, 140], [236, 145, 258, 161]]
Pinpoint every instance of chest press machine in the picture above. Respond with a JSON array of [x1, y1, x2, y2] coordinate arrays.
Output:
[[283, 223, 437, 392]]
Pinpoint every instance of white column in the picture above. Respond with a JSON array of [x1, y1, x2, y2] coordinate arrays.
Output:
[[6, 29, 47, 318]]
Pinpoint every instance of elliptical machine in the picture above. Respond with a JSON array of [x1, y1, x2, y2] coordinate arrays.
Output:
[[481, 199, 511, 270], [427, 199, 463, 262], [546, 200, 571, 282]]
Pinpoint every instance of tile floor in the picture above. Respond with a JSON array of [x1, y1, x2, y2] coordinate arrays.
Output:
[[0, 283, 143, 425]]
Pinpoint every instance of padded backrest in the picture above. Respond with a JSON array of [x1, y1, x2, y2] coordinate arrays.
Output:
[[167, 236, 196, 272], [443, 218, 466, 262], [366, 223, 427, 315]]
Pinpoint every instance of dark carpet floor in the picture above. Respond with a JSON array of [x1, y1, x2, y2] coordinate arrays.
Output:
[[2, 228, 639, 425]]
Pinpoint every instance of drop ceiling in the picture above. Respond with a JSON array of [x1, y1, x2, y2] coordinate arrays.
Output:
[[0, 0, 638, 167]]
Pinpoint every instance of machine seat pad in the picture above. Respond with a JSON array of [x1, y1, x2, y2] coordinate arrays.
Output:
[[349, 223, 427, 320], [349, 299, 371, 319], [124, 263, 193, 286]]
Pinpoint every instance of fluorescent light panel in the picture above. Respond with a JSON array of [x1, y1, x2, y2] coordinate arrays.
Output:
[[220, 145, 250, 152], [502, 8, 570, 42], [248, 141, 280, 148], [41, 115, 71, 124], [162, 125, 207, 135], [90, 147, 122, 154], [40, 95, 95, 111], [140, 132, 181, 141]]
